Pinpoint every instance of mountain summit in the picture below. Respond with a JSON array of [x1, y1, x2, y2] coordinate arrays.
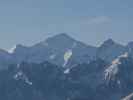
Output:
[[0, 33, 133, 69], [97, 39, 128, 61], [46, 33, 75, 43], [0, 33, 133, 100], [101, 38, 115, 47], [37, 33, 79, 50], [6, 33, 96, 67]]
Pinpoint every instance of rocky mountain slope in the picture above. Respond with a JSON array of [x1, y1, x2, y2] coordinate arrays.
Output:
[[0, 33, 133, 69], [0, 33, 133, 100], [0, 52, 133, 100]]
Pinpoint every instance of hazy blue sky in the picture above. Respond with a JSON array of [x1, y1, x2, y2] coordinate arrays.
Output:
[[0, 0, 133, 50]]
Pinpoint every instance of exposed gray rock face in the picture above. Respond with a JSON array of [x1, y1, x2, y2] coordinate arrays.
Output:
[[1, 33, 133, 69], [97, 39, 128, 62], [0, 49, 12, 69], [122, 93, 133, 100], [0, 52, 133, 100], [8, 33, 97, 67]]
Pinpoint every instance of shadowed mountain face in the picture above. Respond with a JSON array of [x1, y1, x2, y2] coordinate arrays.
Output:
[[122, 93, 133, 100], [0, 54, 133, 100], [0, 59, 105, 100], [97, 39, 128, 62], [0, 33, 133, 69], [3, 33, 97, 68], [0, 33, 133, 100], [0, 49, 12, 69]]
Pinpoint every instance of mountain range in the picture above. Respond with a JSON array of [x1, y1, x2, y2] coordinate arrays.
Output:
[[0, 33, 133, 100], [0, 33, 132, 69]]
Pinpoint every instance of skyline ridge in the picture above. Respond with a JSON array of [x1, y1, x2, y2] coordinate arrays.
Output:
[[2, 33, 132, 53]]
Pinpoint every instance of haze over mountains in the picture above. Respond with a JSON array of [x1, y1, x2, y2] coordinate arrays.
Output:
[[0, 33, 132, 68], [0, 33, 133, 100]]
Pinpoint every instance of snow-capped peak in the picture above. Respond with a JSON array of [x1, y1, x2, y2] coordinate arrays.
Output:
[[8, 44, 27, 54], [8, 45, 17, 54]]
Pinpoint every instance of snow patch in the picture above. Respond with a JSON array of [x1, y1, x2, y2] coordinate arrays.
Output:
[[13, 70, 32, 85], [13, 71, 23, 79], [105, 61, 120, 80], [105, 52, 129, 81], [25, 78, 33, 85], [8, 45, 17, 54], [63, 49, 73, 67], [119, 52, 128, 58], [49, 54, 56, 60], [64, 68, 70, 74]]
